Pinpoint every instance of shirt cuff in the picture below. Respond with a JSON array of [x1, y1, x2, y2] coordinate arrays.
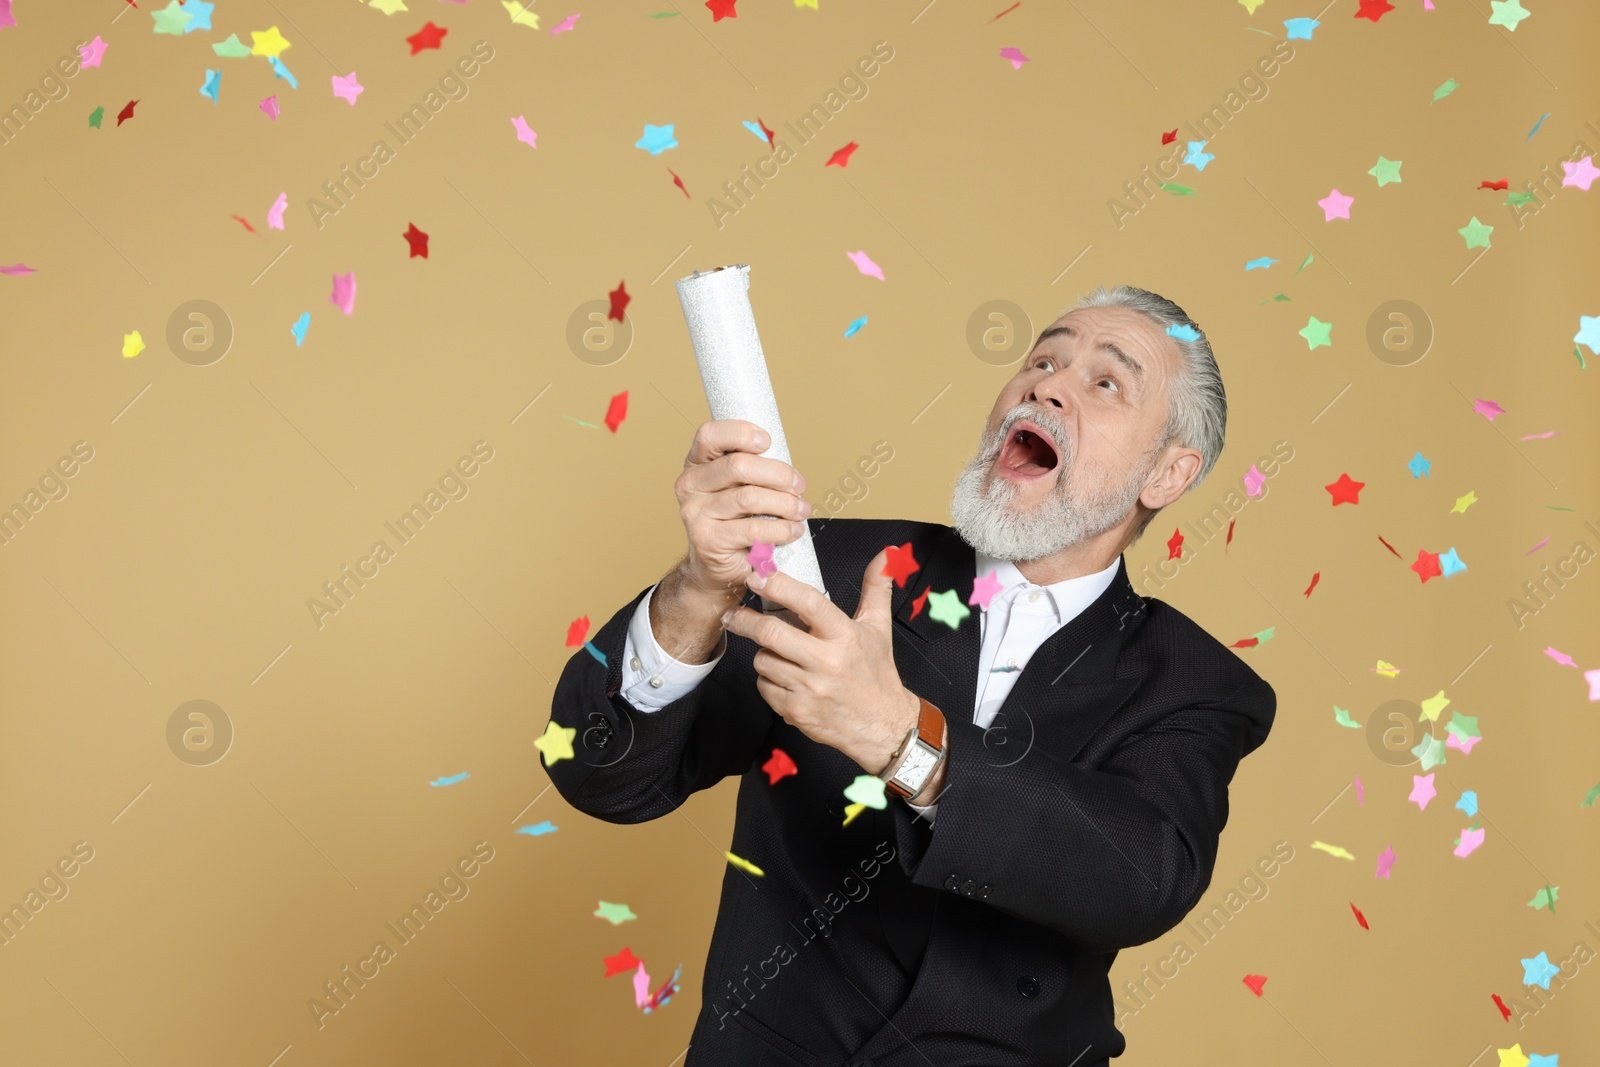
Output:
[[619, 582, 727, 712], [903, 798, 939, 825]]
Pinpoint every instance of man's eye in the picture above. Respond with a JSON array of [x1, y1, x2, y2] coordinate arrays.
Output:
[[1034, 358, 1054, 372], [1097, 378, 1119, 392]]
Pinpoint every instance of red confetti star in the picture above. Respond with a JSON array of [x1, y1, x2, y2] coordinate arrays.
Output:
[[756, 117, 775, 148], [403, 222, 429, 258], [1325, 473, 1364, 505], [1479, 179, 1509, 190], [706, 0, 738, 20], [909, 584, 929, 620], [603, 947, 643, 978], [989, 2, 1021, 21], [230, 214, 257, 234], [608, 280, 630, 323], [1304, 571, 1320, 598], [826, 141, 860, 168], [882, 542, 921, 588], [116, 99, 139, 126], [1242, 974, 1268, 997], [1350, 902, 1369, 929], [564, 615, 590, 647], [604, 391, 628, 433], [1160, 128, 1179, 145], [1230, 637, 1260, 649], [761, 748, 798, 785], [1354, 0, 1394, 20], [1166, 527, 1183, 560], [1410, 549, 1442, 583], [1377, 534, 1401, 559], [1225, 519, 1235, 550], [1491, 993, 1512, 1021], [406, 22, 448, 54], [667, 168, 690, 197]]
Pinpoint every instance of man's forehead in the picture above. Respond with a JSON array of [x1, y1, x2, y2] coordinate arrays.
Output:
[[1037, 306, 1167, 350]]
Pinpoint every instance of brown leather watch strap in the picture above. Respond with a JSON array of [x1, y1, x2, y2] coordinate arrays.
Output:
[[884, 696, 946, 799]]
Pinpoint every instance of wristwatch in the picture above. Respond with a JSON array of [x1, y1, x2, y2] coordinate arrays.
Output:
[[879, 695, 947, 802]]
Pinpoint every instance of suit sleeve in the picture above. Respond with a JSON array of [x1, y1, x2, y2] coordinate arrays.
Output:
[[543, 581, 771, 825], [619, 583, 727, 711], [891, 675, 1275, 952]]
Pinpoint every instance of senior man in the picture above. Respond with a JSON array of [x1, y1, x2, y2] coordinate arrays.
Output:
[[543, 284, 1277, 1067]]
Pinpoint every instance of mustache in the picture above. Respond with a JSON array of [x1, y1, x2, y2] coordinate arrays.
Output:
[[986, 404, 1072, 466]]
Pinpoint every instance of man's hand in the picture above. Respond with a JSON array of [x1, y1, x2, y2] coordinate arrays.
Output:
[[720, 545, 920, 775]]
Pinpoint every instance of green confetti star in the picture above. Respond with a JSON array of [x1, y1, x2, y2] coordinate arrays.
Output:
[[1258, 294, 1292, 304], [1160, 182, 1198, 196], [1445, 710, 1480, 740], [1458, 216, 1494, 249], [1527, 885, 1559, 911], [212, 33, 254, 57], [1333, 706, 1362, 729], [88, 105, 104, 128], [151, 0, 193, 35], [1294, 252, 1314, 275], [1488, 0, 1530, 31], [1368, 156, 1403, 186], [1431, 77, 1460, 102], [1298, 316, 1333, 350], [593, 900, 638, 924], [925, 588, 971, 631], [1582, 779, 1600, 806], [1411, 733, 1447, 771], [1504, 190, 1537, 207]]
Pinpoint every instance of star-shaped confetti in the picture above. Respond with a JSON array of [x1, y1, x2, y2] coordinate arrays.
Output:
[[1243, 464, 1266, 497], [1587, 669, 1600, 701], [1239, 0, 1266, 11], [213, 33, 252, 57], [1166, 323, 1200, 342], [80, 36, 109, 67], [250, 26, 291, 58], [634, 123, 677, 154], [826, 141, 860, 168], [1407, 451, 1431, 478], [152, 1, 193, 35], [605, 391, 628, 434], [260, 95, 281, 121], [1409, 773, 1436, 810], [1451, 490, 1477, 514], [1410, 549, 1442, 583], [1446, 710, 1480, 741], [407, 21, 448, 53], [1167, 528, 1184, 560], [515, 821, 557, 836], [1574, 315, 1600, 354], [1459, 217, 1494, 249], [1299, 316, 1333, 349], [843, 775, 888, 810], [969, 568, 1002, 610], [549, 13, 581, 34], [534, 720, 576, 765], [608, 279, 630, 322], [725, 851, 764, 876], [403, 222, 429, 258], [182, 0, 214, 30], [1527, 885, 1559, 912], [122, 330, 145, 359], [762, 748, 797, 785], [1284, 17, 1320, 38], [1419, 691, 1450, 722], [925, 589, 970, 630], [1432, 78, 1460, 102], [1373, 660, 1401, 678], [1473, 397, 1506, 421], [1439, 547, 1467, 576], [268, 192, 288, 230], [1455, 790, 1478, 817], [88, 106, 105, 128], [594, 900, 637, 925], [1544, 647, 1578, 668], [1446, 731, 1481, 755], [1325, 473, 1364, 505], [747, 539, 775, 579], [502, 0, 540, 28], [332, 72, 364, 105], [1562, 156, 1600, 191], [603, 947, 642, 977], [843, 315, 868, 338], [1317, 188, 1353, 221], [511, 115, 538, 148], [1368, 156, 1403, 186], [1244, 256, 1278, 271], [1521, 951, 1559, 989], [199, 69, 220, 104], [882, 543, 920, 588], [1488, 0, 1530, 31], [910, 586, 929, 620], [998, 46, 1029, 69], [116, 99, 139, 126], [1412, 733, 1446, 770], [330, 272, 356, 315], [1334, 706, 1361, 728], [846, 249, 885, 280], [1355, 0, 1394, 21], [1183, 140, 1214, 170], [1454, 825, 1484, 857], [706, 0, 738, 20], [290, 312, 310, 346], [369, 0, 410, 13]]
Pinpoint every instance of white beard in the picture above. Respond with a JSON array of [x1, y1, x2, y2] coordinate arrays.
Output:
[[949, 406, 1154, 563]]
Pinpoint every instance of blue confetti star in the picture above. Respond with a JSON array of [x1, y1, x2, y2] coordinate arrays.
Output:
[[1166, 322, 1200, 341], [843, 315, 868, 338], [1184, 140, 1214, 170], [515, 821, 559, 836], [1521, 951, 1561, 989], [1573, 315, 1600, 355], [1527, 1054, 1561, 1067], [199, 68, 221, 105], [291, 312, 310, 346], [741, 119, 769, 143], [1526, 111, 1551, 141], [428, 772, 471, 787], [1439, 547, 1467, 576], [583, 640, 608, 668], [1407, 451, 1431, 478], [1284, 17, 1320, 39], [635, 123, 678, 154], [1244, 256, 1278, 270], [1455, 790, 1478, 817], [181, 0, 215, 31], [268, 54, 298, 90]]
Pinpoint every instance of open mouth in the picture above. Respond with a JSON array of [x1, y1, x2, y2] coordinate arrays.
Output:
[[996, 419, 1061, 479]]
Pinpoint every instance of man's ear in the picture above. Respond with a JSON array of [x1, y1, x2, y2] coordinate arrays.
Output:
[[1139, 444, 1203, 513]]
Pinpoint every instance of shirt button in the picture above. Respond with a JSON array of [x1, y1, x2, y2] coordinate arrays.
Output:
[[1027, 591, 1040, 602], [1006, 657, 1018, 668], [630, 655, 641, 671], [648, 676, 664, 688], [1017, 975, 1041, 998]]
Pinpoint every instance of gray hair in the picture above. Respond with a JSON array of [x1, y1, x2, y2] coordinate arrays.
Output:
[[1066, 284, 1228, 538]]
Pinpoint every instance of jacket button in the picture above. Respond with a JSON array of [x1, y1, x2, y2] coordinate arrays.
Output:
[[943, 874, 961, 891], [960, 879, 976, 896], [978, 884, 992, 899], [1017, 975, 1040, 998]]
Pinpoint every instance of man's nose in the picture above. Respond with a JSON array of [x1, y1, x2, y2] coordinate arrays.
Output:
[[1026, 373, 1072, 414]]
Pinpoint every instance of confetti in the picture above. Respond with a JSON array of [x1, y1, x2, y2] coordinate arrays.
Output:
[[511, 115, 538, 148], [268, 192, 288, 230], [330, 272, 357, 315], [846, 249, 885, 280], [998, 46, 1029, 70], [608, 280, 630, 322], [1325, 473, 1363, 505], [122, 330, 145, 359], [550, 13, 581, 35], [826, 142, 860, 168], [594, 900, 637, 924], [1311, 841, 1355, 861], [634, 123, 677, 154], [260, 95, 281, 121], [534, 721, 576, 765], [290, 312, 310, 346], [428, 772, 470, 786], [725, 851, 764, 876], [762, 748, 797, 785], [514, 821, 558, 836], [406, 21, 448, 53], [604, 391, 628, 433], [843, 315, 868, 337]]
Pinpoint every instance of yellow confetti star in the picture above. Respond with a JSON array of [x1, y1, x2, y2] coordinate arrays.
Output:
[[121, 330, 145, 359], [725, 851, 764, 876], [501, 1, 539, 27], [1452, 490, 1478, 513], [250, 26, 291, 58], [842, 802, 867, 825], [1238, 0, 1266, 11], [1310, 840, 1355, 860], [1496, 1045, 1530, 1067], [533, 720, 576, 765], [794, 0, 819, 7], [1374, 660, 1400, 678], [366, 0, 410, 13], [1419, 690, 1451, 722]]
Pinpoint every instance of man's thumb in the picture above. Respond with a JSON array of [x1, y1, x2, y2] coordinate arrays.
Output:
[[856, 546, 897, 626]]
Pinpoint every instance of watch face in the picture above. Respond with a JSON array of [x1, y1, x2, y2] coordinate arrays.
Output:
[[895, 743, 938, 791]]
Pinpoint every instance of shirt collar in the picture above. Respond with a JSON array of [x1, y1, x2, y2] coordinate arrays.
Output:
[[973, 548, 1122, 626]]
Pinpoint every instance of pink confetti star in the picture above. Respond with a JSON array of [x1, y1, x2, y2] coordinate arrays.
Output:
[[1374, 844, 1396, 879], [332, 72, 364, 105], [1409, 773, 1436, 810], [1243, 464, 1266, 497], [330, 271, 357, 315], [550, 12, 581, 34], [1317, 187, 1354, 221], [999, 46, 1029, 69], [1525, 536, 1550, 555], [1453, 825, 1485, 858], [846, 249, 884, 280], [260, 95, 280, 121], [1472, 397, 1505, 420], [747, 539, 776, 578], [79, 35, 109, 68], [969, 568, 1002, 610], [267, 192, 288, 230], [1355, 775, 1364, 805], [632, 962, 651, 1008], [1586, 668, 1600, 701], [1446, 731, 1481, 754], [1561, 155, 1599, 191], [1545, 646, 1579, 668], [0, 0, 14, 30], [0, 263, 36, 275], [511, 115, 538, 148]]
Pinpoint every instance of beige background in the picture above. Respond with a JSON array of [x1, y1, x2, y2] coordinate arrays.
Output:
[[2, 0, 1597, 1064]]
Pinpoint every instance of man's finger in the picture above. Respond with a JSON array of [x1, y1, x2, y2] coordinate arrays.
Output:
[[854, 545, 898, 629], [748, 568, 849, 641]]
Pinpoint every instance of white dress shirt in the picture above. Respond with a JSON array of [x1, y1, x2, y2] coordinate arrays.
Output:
[[616, 549, 1122, 826]]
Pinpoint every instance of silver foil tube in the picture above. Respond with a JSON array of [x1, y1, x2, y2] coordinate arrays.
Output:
[[674, 264, 829, 615]]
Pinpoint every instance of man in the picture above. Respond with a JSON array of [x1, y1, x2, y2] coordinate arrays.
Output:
[[543, 284, 1276, 1067]]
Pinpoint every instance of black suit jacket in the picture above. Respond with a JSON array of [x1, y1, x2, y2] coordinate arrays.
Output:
[[544, 516, 1276, 1067]]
